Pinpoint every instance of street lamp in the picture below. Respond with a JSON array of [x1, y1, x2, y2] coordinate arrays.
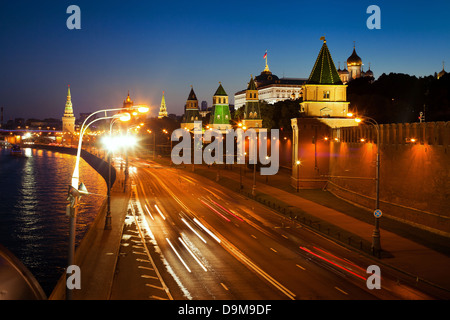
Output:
[[355, 115, 381, 257], [296, 160, 301, 192], [66, 106, 147, 300]]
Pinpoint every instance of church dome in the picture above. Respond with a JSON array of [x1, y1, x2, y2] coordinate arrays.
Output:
[[347, 47, 362, 66], [438, 68, 447, 79]]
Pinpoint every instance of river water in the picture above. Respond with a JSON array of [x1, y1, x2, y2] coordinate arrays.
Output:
[[0, 147, 107, 297]]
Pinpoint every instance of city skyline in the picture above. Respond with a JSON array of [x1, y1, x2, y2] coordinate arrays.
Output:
[[0, 0, 449, 120]]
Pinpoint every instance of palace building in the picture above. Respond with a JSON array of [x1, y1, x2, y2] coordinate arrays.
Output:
[[234, 53, 306, 109], [62, 85, 76, 133]]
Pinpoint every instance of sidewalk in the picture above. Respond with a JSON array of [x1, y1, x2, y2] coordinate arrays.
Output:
[[171, 161, 450, 294], [49, 170, 130, 300]]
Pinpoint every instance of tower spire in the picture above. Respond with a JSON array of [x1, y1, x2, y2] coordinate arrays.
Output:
[[158, 91, 168, 118]]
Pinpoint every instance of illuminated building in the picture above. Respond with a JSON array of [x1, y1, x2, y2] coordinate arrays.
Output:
[[158, 91, 168, 118], [241, 75, 262, 129], [234, 52, 306, 108], [338, 43, 374, 84], [299, 38, 350, 118], [180, 86, 200, 131], [123, 91, 133, 109], [210, 83, 232, 132], [62, 85, 76, 133]]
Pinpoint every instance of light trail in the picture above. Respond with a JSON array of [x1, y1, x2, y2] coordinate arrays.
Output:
[[193, 218, 221, 243], [144, 204, 155, 220], [200, 199, 230, 222], [154, 204, 166, 220], [209, 199, 244, 222], [178, 237, 208, 272], [166, 238, 191, 273], [181, 218, 207, 244], [299, 247, 366, 281]]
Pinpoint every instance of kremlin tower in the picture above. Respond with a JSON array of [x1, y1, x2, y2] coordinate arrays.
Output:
[[62, 85, 75, 133], [181, 86, 200, 131], [158, 91, 168, 118], [210, 83, 232, 132], [242, 75, 262, 129]]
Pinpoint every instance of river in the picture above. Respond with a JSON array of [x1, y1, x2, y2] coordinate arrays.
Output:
[[0, 146, 107, 296]]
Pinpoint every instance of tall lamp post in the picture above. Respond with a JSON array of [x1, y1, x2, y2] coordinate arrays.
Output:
[[296, 160, 301, 192], [66, 105, 147, 300], [355, 116, 381, 257]]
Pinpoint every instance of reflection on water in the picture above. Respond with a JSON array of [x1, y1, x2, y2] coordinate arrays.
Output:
[[0, 147, 107, 296]]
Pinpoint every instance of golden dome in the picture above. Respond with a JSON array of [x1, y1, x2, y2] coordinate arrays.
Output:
[[347, 47, 362, 66]]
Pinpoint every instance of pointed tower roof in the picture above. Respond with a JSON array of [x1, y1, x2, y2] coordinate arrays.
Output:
[[187, 86, 197, 101], [214, 82, 228, 96], [307, 38, 342, 85], [158, 91, 168, 118], [64, 85, 74, 116], [247, 76, 257, 90]]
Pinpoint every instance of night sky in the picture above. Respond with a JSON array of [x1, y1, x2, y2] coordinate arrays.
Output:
[[0, 0, 449, 120]]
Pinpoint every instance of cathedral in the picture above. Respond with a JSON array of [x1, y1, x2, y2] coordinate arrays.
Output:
[[338, 44, 373, 84]]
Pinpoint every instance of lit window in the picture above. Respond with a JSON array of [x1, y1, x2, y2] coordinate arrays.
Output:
[[323, 91, 330, 99]]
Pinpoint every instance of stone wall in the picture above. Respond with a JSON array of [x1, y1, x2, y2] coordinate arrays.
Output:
[[327, 122, 449, 235]]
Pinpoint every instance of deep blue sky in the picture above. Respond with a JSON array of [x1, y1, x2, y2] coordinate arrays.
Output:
[[0, 0, 449, 120]]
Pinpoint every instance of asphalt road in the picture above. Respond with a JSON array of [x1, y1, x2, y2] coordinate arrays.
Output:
[[110, 158, 435, 300]]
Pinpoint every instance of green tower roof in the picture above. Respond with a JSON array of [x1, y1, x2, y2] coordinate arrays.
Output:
[[214, 83, 228, 96], [307, 40, 343, 85]]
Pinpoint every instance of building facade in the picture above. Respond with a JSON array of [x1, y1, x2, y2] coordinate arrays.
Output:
[[234, 57, 306, 109]]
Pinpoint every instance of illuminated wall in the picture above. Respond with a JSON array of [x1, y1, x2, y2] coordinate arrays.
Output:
[[327, 121, 450, 235]]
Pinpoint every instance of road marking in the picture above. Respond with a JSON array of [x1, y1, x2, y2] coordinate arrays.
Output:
[[149, 295, 168, 300], [270, 248, 277, 253], [296, 264, 306, 270], [335, 286, 348, 295], [136, 258, 151, 263], [146, 284, 166, 291], [251, 234, 257, 239], [138, 266, 154, 271], [220, 282, 229, 291], [133, 251, 147, 255], [281, 234, 288, 239], [141, 275, 159, 280]]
